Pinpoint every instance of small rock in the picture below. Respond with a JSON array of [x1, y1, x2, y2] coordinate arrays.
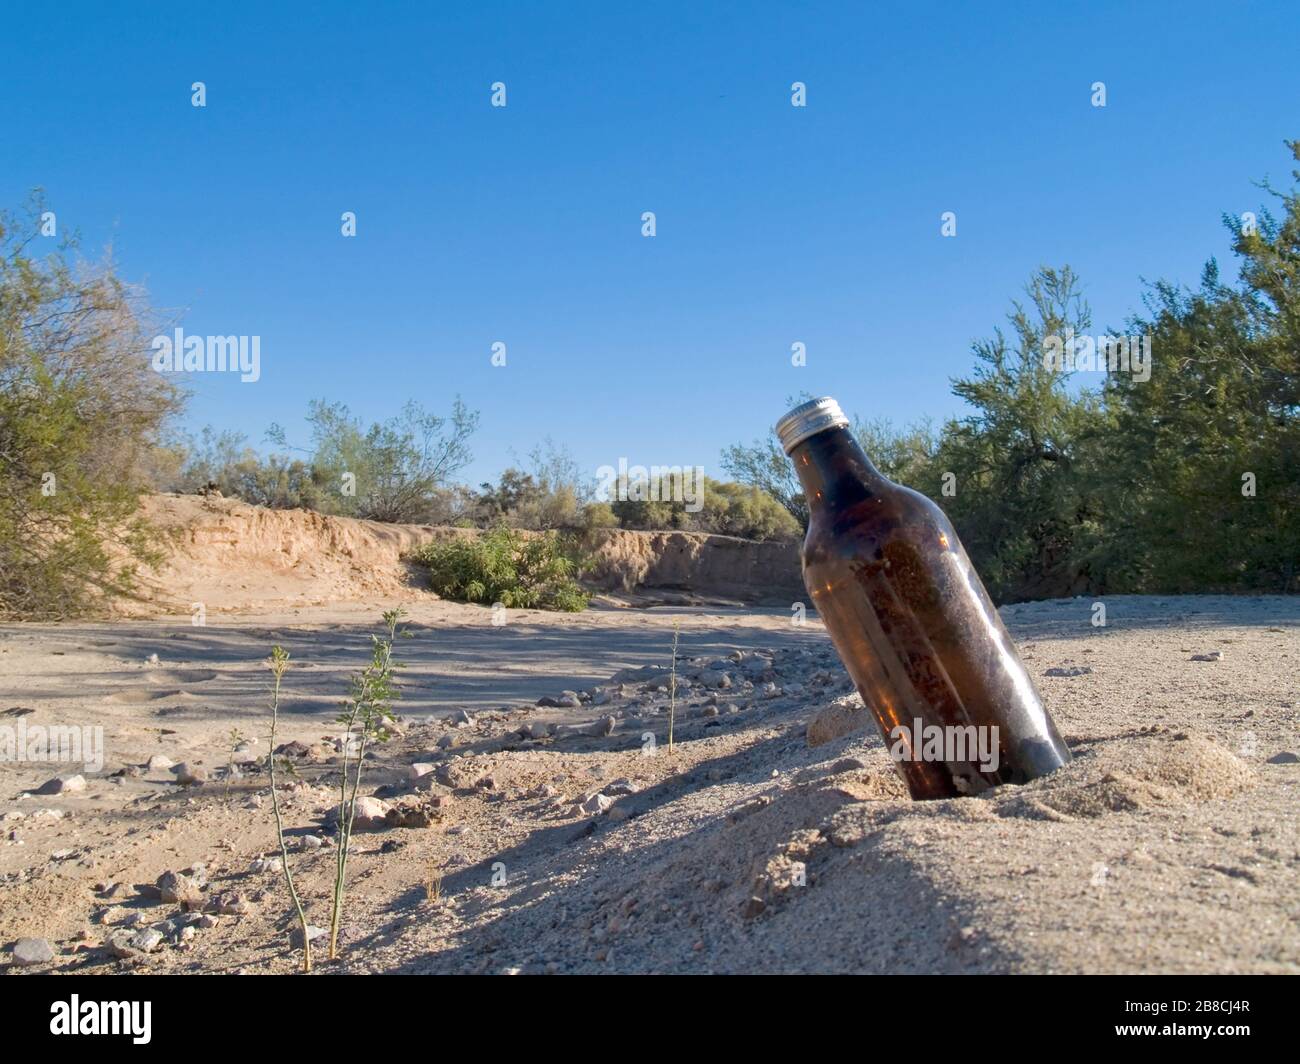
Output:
[[408, 762, 436, 783], [35, 774, 85, 796], [298, 834, 325, 850], [132, 928, 165, 953], [290, 924, 327, 948], [578, 793, 612, 816], [157, 871, 204, 907], [250, 856, 283, 875], [172, 763, 207, 785], [106, 930, 142, 959], [12, 937, 55, 966], [1266, 751, 1299, 764], [553, 715, 617, 740], [145, 754, 174, 772], [1044, 666, 1093, 677], [385, 794, 442, 828], [332, 795, 389, 829], [807, 696, 869, 747], [1190, 651, 1224, 662], [209, 891, 253, 916]]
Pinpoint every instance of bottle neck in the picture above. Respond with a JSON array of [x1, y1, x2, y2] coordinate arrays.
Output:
[[789, 426, 889, 516]]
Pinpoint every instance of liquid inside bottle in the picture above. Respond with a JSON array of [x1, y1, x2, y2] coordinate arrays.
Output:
[[777, 397, 1072, 800]]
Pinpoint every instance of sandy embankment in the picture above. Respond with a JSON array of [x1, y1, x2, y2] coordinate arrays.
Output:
[[1, 497, 1296, 974], [123, 494, 803, 616]]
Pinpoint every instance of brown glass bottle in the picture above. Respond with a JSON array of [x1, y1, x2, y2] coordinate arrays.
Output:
[[777, 397, 1071, 800]]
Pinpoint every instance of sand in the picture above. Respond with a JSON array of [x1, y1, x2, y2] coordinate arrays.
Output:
[[0, 500, 1296, 974]]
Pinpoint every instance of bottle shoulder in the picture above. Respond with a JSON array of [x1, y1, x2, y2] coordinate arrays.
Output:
[[803, 482, 952, 563]]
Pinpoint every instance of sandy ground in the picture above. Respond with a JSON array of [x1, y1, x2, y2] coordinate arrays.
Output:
[[1, 593, 1297, 974]]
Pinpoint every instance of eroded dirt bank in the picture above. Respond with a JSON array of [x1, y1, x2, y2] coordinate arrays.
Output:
[[124, 495, 802, 616]]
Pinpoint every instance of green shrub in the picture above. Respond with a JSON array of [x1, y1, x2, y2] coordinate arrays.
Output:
[[0, 195, 183, 619], [411, 528, 588, 611]]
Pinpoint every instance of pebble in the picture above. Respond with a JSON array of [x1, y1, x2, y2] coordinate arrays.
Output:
[[12, 937, 55, 966], [578, 793, 613, 815], [290, 924, 327, 948], [172, 763, 208, 785], [35, 774, 85, 796], [210, 891, 253, 916], [230, 744, 259, 765], [134, 927, 165, 953], [1191, 651, 1224, 662], [146, 754, 174, 772], [156, 871, 204, 907]]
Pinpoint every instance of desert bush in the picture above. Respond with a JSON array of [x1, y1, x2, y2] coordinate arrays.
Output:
[[695, 480, 801, 540], [411, 527, 588, 611], [724, 143, 1300, 600], [0, 195, 183, 619], [267, 397, 479, 522], [476, 440, 598, 530], [608, 474, 798, 541]]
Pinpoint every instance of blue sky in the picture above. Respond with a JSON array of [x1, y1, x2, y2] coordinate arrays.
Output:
[[4, 1, 1298, 486]]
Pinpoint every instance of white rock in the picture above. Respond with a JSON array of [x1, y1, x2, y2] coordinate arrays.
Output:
[[132, 928, 165, 953], [35, 774, 85, 796], [578, 793, 613, 815], [13, 937, 55, 965], [290, 924, 327, 948], [334, 796, 388, 829]]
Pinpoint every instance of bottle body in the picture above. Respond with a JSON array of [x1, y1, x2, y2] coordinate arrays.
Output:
[[784, 410, 1071, 800]]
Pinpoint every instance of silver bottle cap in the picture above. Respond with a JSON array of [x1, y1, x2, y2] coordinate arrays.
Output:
[[775, 396, 849, 454]]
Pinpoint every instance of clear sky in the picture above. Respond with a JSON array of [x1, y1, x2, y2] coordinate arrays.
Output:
[[4, 1, 1298, 485]]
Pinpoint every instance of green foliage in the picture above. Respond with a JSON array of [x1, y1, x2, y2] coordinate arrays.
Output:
[[265, 397, 479, 522], [722, 400, 810, 528], [929, 266, 1110, 601], [411, 527, 589, 611], [329, 608, 406, 960], [1097, 145, 1300, 593], [0, 194, 182, 619], [605, 469, 800, 541], [722, 140, 1300, 600]]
